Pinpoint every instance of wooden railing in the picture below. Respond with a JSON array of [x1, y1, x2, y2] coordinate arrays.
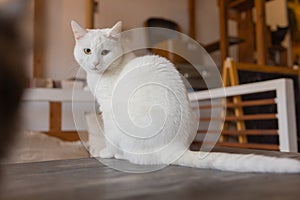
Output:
[[189, 78, 298, 152]]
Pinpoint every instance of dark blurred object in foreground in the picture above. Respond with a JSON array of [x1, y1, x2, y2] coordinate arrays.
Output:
[[0, 0, 27, 160]]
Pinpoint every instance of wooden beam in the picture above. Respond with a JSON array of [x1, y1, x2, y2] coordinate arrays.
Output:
[[47, 131, 86, 142], [218, 0, 229, 63], [255, 0, 267, 65], [49, 102, 62, 132], [198, 129, 278, 136], [223, 59, 247, 144], [216, 142, 279, 151], [85, 0, 95, 28], [188, 0, 196, 39], [197, 99, 276, 109], [200, 113, 277, 121], [229, 0, 254, 12], [192, 141, 280, 151], [236, 62, 299, 75], [238, 9, 255, 63], [33, 0, 44, 78]]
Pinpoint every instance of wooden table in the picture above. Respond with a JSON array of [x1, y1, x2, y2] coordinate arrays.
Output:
[[1, 148, 300, 200]]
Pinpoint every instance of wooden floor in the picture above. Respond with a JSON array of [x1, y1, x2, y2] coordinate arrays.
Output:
[[1, 148, 300, 200]]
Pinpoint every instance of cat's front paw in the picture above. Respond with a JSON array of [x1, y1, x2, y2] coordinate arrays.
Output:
[[99, 148, 114, 159]]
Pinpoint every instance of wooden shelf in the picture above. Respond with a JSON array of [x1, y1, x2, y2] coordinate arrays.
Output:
[[218, 0, 274, 64], [203, 36, 245, 53], [229, 0, 255, 11], [228, 0, 273, 12], [236, 62, 299, 75]]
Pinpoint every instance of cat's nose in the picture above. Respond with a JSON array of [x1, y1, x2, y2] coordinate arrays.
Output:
[[93, 61, 100, 67]]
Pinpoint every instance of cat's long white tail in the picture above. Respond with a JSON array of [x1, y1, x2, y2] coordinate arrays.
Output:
[[173, 150, 300, 173]]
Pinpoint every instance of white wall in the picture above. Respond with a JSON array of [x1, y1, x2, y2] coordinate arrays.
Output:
[[42, 0, 85, 80], [95, 0, 189, 33], [194, 0, 224, 66], [94, 0, 218, 66], [194, 0, 220, 43], [39, 0, 193, 79], [95, 0, 222, 65], [32, 0, 289, 79], [25, 0, 186, 79]]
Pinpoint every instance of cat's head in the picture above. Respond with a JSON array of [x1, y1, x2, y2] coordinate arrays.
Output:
[[71, 21, 123, 74]]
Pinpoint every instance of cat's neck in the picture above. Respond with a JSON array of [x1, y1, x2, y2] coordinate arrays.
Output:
[[86, 52, 135, 97]]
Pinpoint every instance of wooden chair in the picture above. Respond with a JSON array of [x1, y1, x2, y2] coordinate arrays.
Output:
[[189, 78, 298, 152], [218, 0, 272, 64]]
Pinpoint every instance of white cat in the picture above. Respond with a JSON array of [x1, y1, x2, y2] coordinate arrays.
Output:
[[71, 20, 300, 173]]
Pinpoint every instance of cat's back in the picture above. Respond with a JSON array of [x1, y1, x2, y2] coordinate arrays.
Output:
[[111, 54, 196, 159], [121, 55, 184, 88], [117, 54, 188, 108], [113, 54, 191, 131]]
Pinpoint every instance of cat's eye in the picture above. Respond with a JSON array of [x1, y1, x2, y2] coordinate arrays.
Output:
[[101, 49, 110, 56], [84, 48, 92, 55]]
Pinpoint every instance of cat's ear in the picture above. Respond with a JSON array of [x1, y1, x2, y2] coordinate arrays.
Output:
[[107, 21, 122, 40], [71, 20, 88, 40]]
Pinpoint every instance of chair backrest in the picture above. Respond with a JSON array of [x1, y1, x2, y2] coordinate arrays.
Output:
[[188, 78, 298, 152]]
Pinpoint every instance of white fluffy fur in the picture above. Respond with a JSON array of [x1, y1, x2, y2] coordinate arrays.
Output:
[[72, 20, 300, 173]]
